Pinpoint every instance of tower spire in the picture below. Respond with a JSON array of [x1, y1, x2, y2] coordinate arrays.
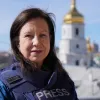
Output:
[[71, 0, 76, 9], [64, 0, 84, 24]]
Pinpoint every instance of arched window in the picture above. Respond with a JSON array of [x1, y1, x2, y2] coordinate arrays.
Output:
[[75, 28, 79, 36], [76, 44, 79, 48], [75, 60, 79, 65]]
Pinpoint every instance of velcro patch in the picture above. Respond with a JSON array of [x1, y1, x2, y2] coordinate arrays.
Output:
[[6, 75, 22, 84]]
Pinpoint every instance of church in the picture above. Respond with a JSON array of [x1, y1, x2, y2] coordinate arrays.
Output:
[[58, 0, 94, 67]]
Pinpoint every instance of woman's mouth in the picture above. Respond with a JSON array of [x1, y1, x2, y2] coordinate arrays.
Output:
[[31, 50, 42, 54]]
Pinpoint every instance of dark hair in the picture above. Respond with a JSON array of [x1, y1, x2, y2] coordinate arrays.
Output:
[[10, 8, 64, 72]]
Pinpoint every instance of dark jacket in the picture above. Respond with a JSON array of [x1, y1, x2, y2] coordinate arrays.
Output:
[[0, 62, 78, 100]]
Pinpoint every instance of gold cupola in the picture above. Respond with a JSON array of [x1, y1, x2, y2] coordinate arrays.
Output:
[[64, 0, 84, 24], [86, 37, 94, 53]]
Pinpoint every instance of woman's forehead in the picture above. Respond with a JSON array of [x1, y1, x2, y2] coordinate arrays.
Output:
[[20, 18, 49, 33]]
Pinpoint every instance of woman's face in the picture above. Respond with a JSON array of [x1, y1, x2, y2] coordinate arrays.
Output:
[[19, 18, 50, 68]]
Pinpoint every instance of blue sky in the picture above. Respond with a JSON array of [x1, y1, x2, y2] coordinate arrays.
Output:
[[0, 0, 100, 51]]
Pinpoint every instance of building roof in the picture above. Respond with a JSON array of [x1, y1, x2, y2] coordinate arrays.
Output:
[[64, 0, 84, 24], [63, 65, 100, 98]]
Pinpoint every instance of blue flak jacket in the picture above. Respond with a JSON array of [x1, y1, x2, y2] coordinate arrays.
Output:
[[0, 62, 79, 100]]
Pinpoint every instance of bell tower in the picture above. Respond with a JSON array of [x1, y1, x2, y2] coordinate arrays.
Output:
[[58, 0, 89, 66]]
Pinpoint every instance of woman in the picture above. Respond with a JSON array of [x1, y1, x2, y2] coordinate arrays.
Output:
[[0, 8, 78, 100]]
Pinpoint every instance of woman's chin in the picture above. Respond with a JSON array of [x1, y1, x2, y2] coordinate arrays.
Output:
[[30, 58, 43, 64]]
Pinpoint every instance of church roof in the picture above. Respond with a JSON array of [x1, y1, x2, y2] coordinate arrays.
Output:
[[63, 65, 100, 98], [64, 0, 84, 24]]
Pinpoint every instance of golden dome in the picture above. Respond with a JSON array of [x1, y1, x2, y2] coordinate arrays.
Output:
[[64, 0, 84, 24], [87, 44, 93, 53], [86, 37, 94, 53]]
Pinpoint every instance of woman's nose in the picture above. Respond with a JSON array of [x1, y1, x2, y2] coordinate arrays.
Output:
[[32, 36, 40, 46]]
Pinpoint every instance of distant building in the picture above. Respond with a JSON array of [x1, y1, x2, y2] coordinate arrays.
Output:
[[58, 0, 91, 66], [93, 53, 100, 66], [86, 37, 99, 54], [63, 65, 100, 99], [0, 51, 13, 69], [92, 42, 99, 53]]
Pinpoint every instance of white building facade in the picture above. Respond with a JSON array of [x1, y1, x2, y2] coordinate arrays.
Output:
[[58, 0, 90, 66]]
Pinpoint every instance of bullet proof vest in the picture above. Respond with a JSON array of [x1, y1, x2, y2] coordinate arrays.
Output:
[[0, 64, 78, 100]]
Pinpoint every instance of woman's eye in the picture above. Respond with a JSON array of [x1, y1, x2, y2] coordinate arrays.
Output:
[[25, 35, 32, 37], [40, 34, 47, 38]]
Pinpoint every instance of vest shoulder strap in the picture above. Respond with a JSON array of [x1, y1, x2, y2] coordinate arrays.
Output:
[[0, 69, 26, 89], [0, 68, 37, 93]]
